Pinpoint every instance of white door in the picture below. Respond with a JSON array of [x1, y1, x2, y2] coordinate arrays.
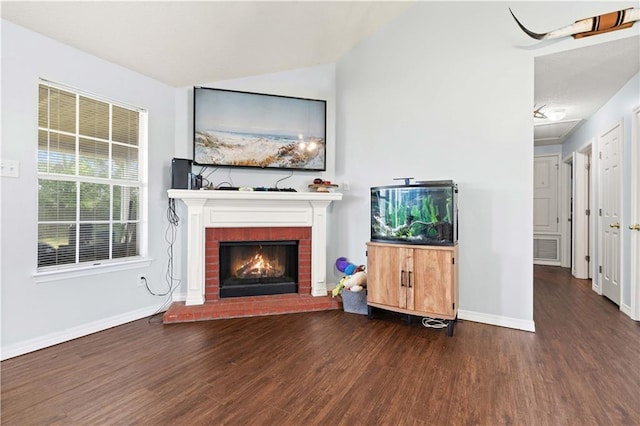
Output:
[[534, 155, 559, 233], [586, 152, 593, 280], [572, 151, 589, 279], [631, 106, 640, 320], [600, 121, 623, 305], [561, 158, 573, 269]]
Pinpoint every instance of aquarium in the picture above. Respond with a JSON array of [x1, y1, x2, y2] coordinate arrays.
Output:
[[371, 180, 458, 246]]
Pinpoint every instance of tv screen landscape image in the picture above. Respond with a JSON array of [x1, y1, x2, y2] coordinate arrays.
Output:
[[194, 87, 327, 171]]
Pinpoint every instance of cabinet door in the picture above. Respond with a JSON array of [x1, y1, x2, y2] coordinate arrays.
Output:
[[399, 247, 413, 310], [367, 244, 401, 307], [412, 248, 454, 317]]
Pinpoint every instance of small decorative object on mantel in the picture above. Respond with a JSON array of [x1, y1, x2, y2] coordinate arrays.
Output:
[[509, 7, 639, 40], [309, 178, 339, 192]]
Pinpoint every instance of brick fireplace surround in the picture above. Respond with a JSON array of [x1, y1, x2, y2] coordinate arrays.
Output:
[[205, 227, 311, 301], [164, 190, 342, 324]]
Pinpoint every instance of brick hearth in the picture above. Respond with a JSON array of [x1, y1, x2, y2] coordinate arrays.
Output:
[[162, 226, 341, 324], [162, 293, 341, 323]]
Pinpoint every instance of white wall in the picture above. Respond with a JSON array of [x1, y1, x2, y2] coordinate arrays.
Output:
[[332, 1, 637, 330], [170, 64, 338, 297], [563, 71, 640, 308], [1, 21, 176, 358], [534, 144, 563, 156]]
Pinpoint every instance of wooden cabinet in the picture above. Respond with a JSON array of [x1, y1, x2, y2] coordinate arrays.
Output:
[[366, 242, 458, 335]]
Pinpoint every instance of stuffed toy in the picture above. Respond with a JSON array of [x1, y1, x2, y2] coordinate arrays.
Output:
[[343, 270, 366, 292], [331, 267, 367, 297], [335, 257, 365, 275]]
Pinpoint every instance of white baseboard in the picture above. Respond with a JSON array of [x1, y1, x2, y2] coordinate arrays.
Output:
[[533, 260, 561, 267], [620, 302, 633, 319], [458, 309, 536, 332], [0, 304, 165, 361], [171, 291, 186, 302]]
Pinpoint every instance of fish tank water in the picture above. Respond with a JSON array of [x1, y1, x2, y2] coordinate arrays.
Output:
[[371, 180, 458, 246]]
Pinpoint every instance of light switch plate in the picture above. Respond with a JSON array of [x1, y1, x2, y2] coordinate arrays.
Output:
[[0, 159, 20, 178]]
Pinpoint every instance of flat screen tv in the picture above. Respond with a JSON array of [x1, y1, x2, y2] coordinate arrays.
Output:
[[193, 87, 326, 171]]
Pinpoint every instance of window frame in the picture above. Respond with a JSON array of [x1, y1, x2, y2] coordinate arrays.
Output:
[[34, 80, 150, 283]]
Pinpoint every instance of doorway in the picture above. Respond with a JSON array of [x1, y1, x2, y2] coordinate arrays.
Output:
[[533, 36, 639, 308], [561, 144, 593, 280], [572, 144, 593, 280]]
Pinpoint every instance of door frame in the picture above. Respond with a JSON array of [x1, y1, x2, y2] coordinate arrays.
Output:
[[631, 106, 640, 320], [560, 154, 572, 269], [597, 119, 624, 303], [560, 143, 594, 277], [572, 145, 592, 280]]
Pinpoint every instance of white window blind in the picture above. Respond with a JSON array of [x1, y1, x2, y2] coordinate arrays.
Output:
[[37, 82, 145, 270]]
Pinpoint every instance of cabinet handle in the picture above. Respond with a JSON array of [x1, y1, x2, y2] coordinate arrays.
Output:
[[400, 270, 405, 287], [408, 271, 412, 288]]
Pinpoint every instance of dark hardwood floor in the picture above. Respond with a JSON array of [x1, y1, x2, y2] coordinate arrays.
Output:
[[2, 265, 639, 425]]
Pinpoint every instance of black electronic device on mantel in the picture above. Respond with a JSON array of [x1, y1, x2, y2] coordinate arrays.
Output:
[[171, 158, 192, 189]]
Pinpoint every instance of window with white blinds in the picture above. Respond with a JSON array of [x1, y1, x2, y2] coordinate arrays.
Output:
[[37, 82, 146, 270]]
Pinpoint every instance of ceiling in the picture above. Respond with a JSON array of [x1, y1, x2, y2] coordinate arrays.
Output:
[[2, 2, 638, 147], [0, 1, 414, 87], [534, 36, 640, 146]]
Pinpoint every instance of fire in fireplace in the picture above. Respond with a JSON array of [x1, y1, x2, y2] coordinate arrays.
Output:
[[219, 240, 298, 298], [235, 252, 280, 278]]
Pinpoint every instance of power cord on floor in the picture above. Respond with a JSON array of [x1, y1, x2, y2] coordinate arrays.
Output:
[[421, 317, 448, 329]]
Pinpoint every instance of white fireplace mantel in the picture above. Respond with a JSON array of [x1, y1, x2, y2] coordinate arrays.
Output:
[[168, 189, 343, 305]]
